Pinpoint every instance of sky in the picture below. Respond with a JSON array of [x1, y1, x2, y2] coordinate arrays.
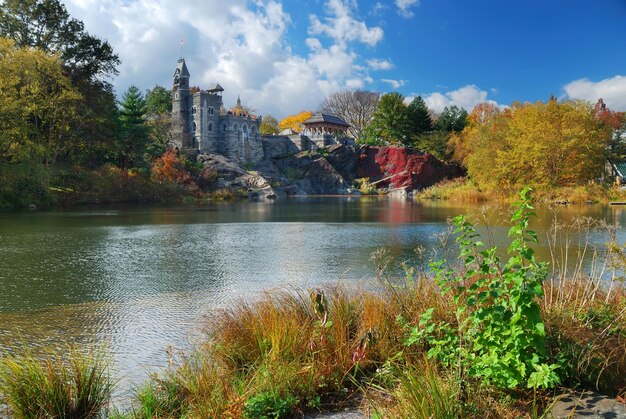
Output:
[[64, 0, 626, 119]]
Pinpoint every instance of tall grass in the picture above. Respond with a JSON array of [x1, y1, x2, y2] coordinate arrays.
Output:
[[0, 346, 112, 418]]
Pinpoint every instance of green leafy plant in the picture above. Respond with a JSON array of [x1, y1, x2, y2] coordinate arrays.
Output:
[[406, 188, 560, 389], [243, 391, 299, 418]]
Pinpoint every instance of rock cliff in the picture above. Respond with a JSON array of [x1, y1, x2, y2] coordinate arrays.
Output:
[[198, 145, 461, 198]]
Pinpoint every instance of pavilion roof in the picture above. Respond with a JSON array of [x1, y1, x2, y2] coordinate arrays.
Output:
[[303, 113, 349, 128]]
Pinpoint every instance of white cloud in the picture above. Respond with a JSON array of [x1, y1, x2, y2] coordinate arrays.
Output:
[[63, 0, 386, 118], [420, 85, 501, 113], [382, 78, 405, 89], [309, 0, 384, 47], [395, 0, 420, 18], [564, 75, 626, 111], [367, 58, 394, 70]]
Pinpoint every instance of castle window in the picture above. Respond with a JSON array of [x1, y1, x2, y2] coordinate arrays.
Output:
[[208, 122, 213, 132], [192, 121, 196, 132], [192, 106, 197, 114], [242, 124, 248, 133], [209, 106, 214, 115], [222, 123, 227, 132], [174, 75, 179, 85], [175, 92, 178, 100], [250, 126, 256, 134], [233, 123, 239, 132]]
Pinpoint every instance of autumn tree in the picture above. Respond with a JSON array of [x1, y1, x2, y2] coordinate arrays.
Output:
[[459, 100, 610, 191], [0, 37, 81, 207], [362, 92, 411, 145], [278, 111, 312, 134], [319, 90, 379, 141], [596, 105, 626, 160], [260, 115, 280, 135], [0, 0, 121, 165]]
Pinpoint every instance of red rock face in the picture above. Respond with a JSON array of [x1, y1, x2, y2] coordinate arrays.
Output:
[[356, 146, 460, 190]]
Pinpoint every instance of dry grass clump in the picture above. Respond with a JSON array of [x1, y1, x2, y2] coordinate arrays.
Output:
[[0, 346, 112, 419], [416, 178, 493, 202]]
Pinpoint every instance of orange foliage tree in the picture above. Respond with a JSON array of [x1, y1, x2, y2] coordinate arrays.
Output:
[[278, 111, 312, 133], [151, 150, 195, 185]]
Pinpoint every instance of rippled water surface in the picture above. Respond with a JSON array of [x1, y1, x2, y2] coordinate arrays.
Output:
[[1, 197, 626, 398]]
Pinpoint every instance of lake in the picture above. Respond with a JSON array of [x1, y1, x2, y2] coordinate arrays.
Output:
[[1, 197, 625, 398]]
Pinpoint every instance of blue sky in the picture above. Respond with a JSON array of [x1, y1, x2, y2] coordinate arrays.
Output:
[[65, 0, 626, 118]]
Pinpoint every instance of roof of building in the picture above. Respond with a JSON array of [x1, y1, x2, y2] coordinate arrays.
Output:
[[207, 83, 224, 92], [612, 161, 626, 178], [303, 113, 349, 127], [174, 58, 190, 77]]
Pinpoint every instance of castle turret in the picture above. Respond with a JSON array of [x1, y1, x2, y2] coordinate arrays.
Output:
[[171, 58, 192, 149]]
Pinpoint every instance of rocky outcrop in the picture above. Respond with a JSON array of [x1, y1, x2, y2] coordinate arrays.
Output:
[[266, 150, 356, 195], [198, 153, 276, 198], [356, 146, 462, 191], [198, 145, 462, 199]]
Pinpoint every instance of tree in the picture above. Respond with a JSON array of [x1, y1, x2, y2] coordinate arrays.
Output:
[[259, 115, 280, 135], [407, 96, 433, 135], [0, 0, 121, 165], [319, 90, 379, 141], [458, 100, 610, 191], [146, 85, 172, 116], [0, 0, 119, 83], [363, 92, 411, 145], [435, 105, 468, 132], [278, 111, 312, 134], [0, 37, 81, 207], [117, 86, 149, 168]]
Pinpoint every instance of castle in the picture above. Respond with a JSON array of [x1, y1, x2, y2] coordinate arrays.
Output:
[[170, 58, 351, 164], [170, 58, 264, 165]]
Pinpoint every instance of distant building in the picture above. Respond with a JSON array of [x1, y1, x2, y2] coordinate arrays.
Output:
[[170, 58, 351, 164], [170, 58, 263, 164]]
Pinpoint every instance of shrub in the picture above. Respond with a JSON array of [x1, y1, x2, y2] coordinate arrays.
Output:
[[405, 188, 560, 390], [0, 347, 112, 419]]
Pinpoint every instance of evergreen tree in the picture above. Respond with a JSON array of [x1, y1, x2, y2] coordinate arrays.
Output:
[[117, 86, 149, 168], [435, 105, 469, 132], [407, 96, 433, 135]]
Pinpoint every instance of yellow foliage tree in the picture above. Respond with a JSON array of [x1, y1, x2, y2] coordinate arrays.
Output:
[[454, 100, 610, 192], [0, 37, 81, 165], [278, 111, 312, 134]]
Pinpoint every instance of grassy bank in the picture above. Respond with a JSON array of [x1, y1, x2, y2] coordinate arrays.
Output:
[[1, 191, 625, 418], [416, 177, 626, 205]]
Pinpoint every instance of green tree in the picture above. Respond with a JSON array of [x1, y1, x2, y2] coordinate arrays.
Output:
[[259, 115, 280, 135], [407, 96, 433, 135], [0, 0, 119, 82], [146, 85, 172, 116], [435, 105, 468, 133], [363, 92, 411, 144], [117, 86, 149, 168]]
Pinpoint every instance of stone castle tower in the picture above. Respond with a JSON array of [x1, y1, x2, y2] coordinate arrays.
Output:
[[171, 59, 191, 149], [169, 58, 264, 165]]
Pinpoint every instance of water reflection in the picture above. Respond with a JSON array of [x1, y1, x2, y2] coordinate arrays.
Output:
[[1, 197, 626, 398]]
